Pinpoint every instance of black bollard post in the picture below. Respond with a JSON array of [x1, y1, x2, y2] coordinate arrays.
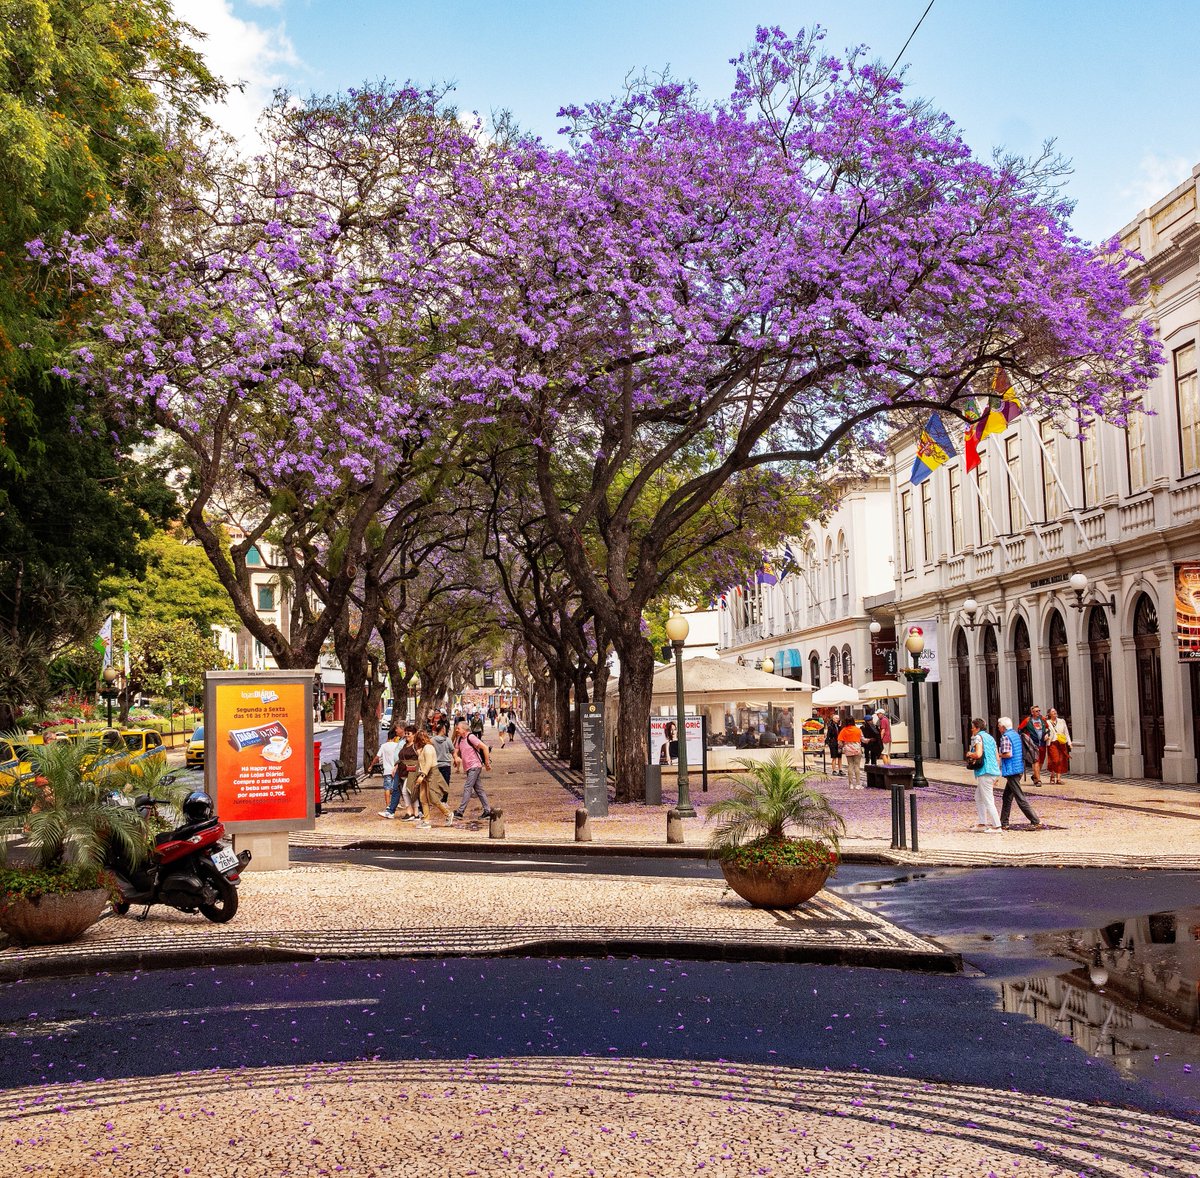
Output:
[[908, 792, 919, 854], [892, 784, 907, 850], [890, 786, 900, 849]]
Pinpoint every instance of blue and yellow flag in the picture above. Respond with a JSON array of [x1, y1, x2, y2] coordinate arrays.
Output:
[[910, 414, 957, 485]]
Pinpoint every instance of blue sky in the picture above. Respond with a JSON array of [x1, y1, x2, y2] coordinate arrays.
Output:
[[177, 0, 1200, 243]]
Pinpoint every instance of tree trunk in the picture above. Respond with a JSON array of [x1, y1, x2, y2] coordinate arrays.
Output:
[[360, 667, 385, 771], [555, 673, 574, 763], [613, 633, 656, 802], [570, 670, 588, 771], [339, 649, 366, 772]]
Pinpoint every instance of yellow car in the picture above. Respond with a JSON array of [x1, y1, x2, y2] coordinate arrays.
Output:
[[0, 738, 34, 793], [78, 727, 167, 776], [185, 724, 205, 770]]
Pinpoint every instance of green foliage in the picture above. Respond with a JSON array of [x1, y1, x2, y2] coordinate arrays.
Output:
[[706, 753, 845, 860], [718, 836, 839, 872], [0, 862, 117, 902], [102, 530, 238, 633], [0, 736, 153, 872], [130, 618, 230, 704]]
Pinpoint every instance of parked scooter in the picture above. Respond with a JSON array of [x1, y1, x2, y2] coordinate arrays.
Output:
[[106, 789, 251, 922]]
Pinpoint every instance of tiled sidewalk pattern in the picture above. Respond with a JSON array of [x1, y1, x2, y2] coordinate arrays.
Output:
[[297, 728, 1200, 868], [0, 866, 955, 980], [1, 1056, 1196, 1177]]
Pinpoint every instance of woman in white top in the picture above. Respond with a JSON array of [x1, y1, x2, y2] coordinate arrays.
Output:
[[1044, 708, 1072, 785]]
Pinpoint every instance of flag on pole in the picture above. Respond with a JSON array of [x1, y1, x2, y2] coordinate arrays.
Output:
[[96, 616, 113, 667], [909, 413, 957, 485], [756, 561, 778, 586], [122, 615, 130, 679], [780, 542, 797, 579], [992, 365, 1023, 424], [965, 426, 982, 472]]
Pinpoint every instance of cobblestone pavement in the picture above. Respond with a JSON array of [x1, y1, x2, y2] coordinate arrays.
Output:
[[294, 729, 1200, 869], [2, 1055, 1196, 1177], [0, 864, 955, 981]]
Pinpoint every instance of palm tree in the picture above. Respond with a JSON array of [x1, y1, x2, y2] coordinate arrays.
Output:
[[0, 736, 158, 876], [707, 752, 844, 859]]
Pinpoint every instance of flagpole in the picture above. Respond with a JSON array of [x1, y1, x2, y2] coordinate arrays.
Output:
[[965, 466, 1011, 571], [1027, 424, 1093, 551], [987, 434, 1054, 562]]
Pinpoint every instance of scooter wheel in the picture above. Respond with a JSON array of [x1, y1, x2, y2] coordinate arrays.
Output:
[[199, 873, 238, 923], [112, 901, 131, 916]]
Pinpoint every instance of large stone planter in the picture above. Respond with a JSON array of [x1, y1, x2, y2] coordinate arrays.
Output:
[[719, 861, 831, 909], [0, 888, 108, 945]]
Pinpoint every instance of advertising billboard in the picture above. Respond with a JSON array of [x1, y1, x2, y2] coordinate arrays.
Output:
[[1176, 562, 1200, 661], [648, 714, 704, 767], [204, 671, 315, 833]]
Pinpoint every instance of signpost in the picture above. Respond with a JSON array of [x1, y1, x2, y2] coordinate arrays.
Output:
[[581, 702, 608, 817], [204, 670, 315, 869]]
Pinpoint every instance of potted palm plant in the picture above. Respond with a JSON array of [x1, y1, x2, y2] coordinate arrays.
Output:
[[0, 736, 154, 945], [707, 752, 845, 908]]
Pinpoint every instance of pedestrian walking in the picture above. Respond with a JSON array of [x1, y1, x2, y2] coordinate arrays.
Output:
[[413, 730, 453, 827], [967, 717, 1003, 831], [506, 714, 517, 745], [452, 720, 493, 820], [824, 714, 843, 776], [861, 713, 883, 767], [1045, 708, 1073, 785], [1018, 705, 1048, 784], [431, 720, 454, 792], [375, 728, 403, 819], [876, 710, 893, 763], [997, 717, 1041, 830], [837, 716, 865, 788], [397, 722, 421, 820]]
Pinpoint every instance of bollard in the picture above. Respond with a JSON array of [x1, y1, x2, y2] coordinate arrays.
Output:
[[489, 808, 506, 840], [891, 784, 907, 850], [666, 809, 683, 844], [908, 792, 918, 854], [575, 808, 592, 842]]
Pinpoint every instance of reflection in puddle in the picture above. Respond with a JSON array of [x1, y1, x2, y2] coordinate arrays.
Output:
[[986, 909, 1200, 1113]]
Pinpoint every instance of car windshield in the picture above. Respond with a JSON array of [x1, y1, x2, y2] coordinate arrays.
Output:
[[191, 726, 204, 742], [122, 735, 144, 751]]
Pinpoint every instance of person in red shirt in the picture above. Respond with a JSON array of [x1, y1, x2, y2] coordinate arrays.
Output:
[[452, 720, 493, 820]]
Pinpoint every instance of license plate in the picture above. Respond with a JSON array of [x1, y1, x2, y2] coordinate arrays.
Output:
[[211, 847, 238, 873]]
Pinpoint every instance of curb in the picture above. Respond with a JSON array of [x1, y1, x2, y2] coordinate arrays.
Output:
[[0, 925, 961, 984]]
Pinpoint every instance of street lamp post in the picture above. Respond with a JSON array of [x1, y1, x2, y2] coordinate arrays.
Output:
[[664, 609, 695, 818], [902, 626, 929, 789], [100, 665, 119, 728]]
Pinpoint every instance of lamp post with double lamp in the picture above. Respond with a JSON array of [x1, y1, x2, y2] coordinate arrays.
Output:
[[664, 609, 695, 817], [902, 626, 929, 789], [100, 665, 119, 728]]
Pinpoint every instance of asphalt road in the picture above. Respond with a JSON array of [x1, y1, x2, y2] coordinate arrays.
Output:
[[1, 955, 1193, 1123]]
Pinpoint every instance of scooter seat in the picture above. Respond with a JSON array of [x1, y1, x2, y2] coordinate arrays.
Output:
[[156, 816, 220, 845]]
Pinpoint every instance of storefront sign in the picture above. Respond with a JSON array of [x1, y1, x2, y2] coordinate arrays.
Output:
[[648, 714, 704, 767], [204, 670, 315, 832], [1175, 563, 1200, 661], [801, 718, 826, 754]]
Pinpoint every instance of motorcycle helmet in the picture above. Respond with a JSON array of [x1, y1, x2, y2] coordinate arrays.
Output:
[[182, 789, 214, 822]]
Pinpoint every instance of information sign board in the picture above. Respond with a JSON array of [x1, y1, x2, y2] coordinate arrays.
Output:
[[581, 702, 608, 817]]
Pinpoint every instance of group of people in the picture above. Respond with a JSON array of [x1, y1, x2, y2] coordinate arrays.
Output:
[[372, 708, 519, 826], [825, 709, 893, 788], [967, 705, 1072, 831]]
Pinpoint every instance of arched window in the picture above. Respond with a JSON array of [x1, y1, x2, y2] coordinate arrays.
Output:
[[955, 629, 972, 752], [1134, 592, 1164, 779], [841, 643, 853, 685], [839, 535, 850, 614], [246, 546, 262, 566], [809, 652, 821, 689], [982, 623, 1000, 735], [1048, 609, 1071, 725], [828, 647, 840, 684]]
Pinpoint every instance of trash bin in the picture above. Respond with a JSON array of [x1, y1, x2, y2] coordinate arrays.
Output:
[[866, 763, 914, 790], [645, 763, 662, 806], [313, 739, 322, 816]]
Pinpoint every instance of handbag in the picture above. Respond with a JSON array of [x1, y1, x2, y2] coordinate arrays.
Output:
[[840, 741, 862, 757], [1055, 732, 1068, 745], [965, 749, 982, 769]]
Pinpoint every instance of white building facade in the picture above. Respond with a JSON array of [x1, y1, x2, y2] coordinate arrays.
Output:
[[889, 163, 1200, 784], [717, 477, 897, 689]]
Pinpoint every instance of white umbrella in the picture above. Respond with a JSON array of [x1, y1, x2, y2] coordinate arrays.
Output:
[[857, 679, 908, 700], [811, 683, 861, 708]]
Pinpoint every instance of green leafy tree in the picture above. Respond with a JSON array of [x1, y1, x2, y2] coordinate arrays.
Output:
[[130, 618, 229, 709], [103, 530, 238, 634]]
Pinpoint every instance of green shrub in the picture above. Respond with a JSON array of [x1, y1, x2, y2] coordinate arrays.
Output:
[[0, 863, 119, 903]]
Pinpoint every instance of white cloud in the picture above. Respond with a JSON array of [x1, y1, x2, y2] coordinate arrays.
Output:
[[172, 0, 302, 143], [1119, 152, 1194, 216]]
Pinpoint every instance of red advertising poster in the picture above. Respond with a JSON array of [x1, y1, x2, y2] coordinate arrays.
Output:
[[205, 671, 315, 832]]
